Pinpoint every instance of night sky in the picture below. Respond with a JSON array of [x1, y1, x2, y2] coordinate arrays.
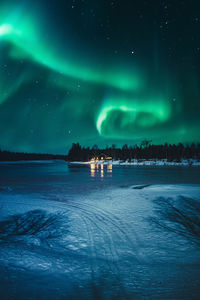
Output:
[[0, 0, 199, 154]]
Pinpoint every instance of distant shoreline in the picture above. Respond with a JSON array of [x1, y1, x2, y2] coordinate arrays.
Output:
[[0, 150, 66, 162], [0, 160, 63, 164], [69, 159, 200, 167], [1, 159, 200, 167]]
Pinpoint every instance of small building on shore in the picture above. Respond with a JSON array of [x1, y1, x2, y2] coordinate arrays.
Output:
[[90, 154, 112, 162]]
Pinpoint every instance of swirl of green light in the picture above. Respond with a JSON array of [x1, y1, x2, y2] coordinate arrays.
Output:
[[96, 98, 171, 138], [0, 18, 140, 91]]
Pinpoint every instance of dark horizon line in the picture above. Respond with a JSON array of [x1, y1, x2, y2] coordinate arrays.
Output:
[[1, 140, 200, 155], [0, 149, 66, 162], [0, 139, 200, 161], [0, 149, 66, 157]]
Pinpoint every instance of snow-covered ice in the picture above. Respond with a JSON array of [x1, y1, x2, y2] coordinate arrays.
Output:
[[0, 161, 200, 299]]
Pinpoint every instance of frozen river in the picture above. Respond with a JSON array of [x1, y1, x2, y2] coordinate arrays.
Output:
[[0, 161, 200, 299]]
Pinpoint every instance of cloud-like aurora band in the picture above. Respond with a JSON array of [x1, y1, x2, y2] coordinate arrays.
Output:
[[0, 13, 173, 144], [96, 98, 171, 138], [0, 3, 199, 153], [0, 17, 141, 91]]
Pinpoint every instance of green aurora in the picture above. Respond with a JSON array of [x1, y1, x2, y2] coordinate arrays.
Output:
[[0, 1, 199, 153]]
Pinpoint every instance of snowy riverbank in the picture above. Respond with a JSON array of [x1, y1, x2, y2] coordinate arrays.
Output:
[[69, 158, 200, 167]]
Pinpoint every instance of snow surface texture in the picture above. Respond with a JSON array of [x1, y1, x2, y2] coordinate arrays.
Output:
[[0, 163, 200, 299]]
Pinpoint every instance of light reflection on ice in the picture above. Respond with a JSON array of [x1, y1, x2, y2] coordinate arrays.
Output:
[[90, 163, 112, 178]]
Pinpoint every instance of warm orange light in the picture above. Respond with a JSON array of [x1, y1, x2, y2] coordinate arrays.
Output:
[[107, 164, 112, 171], [90, 163, 95, 177], [107, 164, 112, 176], [100, 164, 104, 177], [106, 156, 112, 160]]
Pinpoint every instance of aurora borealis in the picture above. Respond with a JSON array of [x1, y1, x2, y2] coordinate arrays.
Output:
[[0, 0, 199, 154]]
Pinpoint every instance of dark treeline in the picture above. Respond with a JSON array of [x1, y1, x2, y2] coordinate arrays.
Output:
[[1, 141, 200, 162], [0, 150, 66, 161], [67, 142, 200, 162]]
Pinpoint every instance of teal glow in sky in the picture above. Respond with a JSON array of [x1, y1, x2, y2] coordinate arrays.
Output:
[[0, 0, 199, 153], [97, 97, 171, 137]]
